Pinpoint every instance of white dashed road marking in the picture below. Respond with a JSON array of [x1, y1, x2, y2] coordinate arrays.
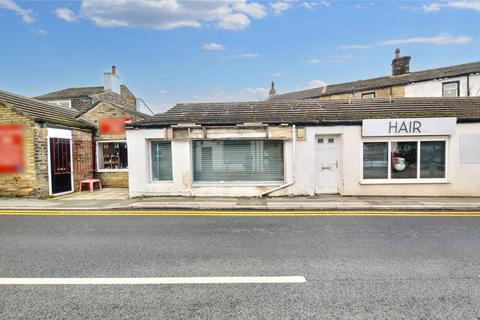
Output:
[[0, 276, 306, 285]]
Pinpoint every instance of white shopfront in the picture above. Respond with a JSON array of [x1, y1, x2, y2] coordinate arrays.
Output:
[[126, 117, 480, 197]]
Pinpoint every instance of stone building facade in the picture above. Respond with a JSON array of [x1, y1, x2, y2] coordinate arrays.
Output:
[[0, 90, 95, 198]]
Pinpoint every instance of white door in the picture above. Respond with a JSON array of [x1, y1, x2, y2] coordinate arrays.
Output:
[[315, 136, 338, 194]]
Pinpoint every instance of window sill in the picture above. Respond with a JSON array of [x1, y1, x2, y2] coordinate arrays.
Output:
[[192, 182, 284, 187], [97, 169, 129, 173], [360, 179, 449, 185]]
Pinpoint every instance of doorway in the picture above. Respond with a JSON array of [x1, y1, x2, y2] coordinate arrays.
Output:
[[315, 136, 338, 194], [48, 131, 73, 195]]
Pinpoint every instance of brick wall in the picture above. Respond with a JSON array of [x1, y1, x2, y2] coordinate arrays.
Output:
[[72, 129, 94, 191]]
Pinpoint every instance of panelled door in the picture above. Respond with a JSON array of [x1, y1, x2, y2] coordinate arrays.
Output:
[[50, 137, 73, 194], [315, 136, 338, 194]]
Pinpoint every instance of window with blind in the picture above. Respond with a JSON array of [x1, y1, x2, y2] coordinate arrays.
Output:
[[192, 140, 284, 182], [151, 141, 173, 181]]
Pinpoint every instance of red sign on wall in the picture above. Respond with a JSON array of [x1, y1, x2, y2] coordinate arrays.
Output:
[[99, 117, 132, 135], [0, 124, 24, 173]]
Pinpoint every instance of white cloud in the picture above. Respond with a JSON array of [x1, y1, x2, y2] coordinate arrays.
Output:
[[301, 1, 331, 9], [273, 72, 283, 77], [228, 53, 260, 59], [423, 1, 480, 12], [341, 44, 372, 49], [36, 29, 47, 35], [243, 87, 269, 95], [202, 42, 224, 51], [0, 0, 35, 23], [79, 0, 267, 31], [271, 1, 292, 15], [55, 7, 78, 22], [296, 80, 328, 91], [379, 33, 472, 45], [305, 55, 351, 64], [343, 33, 472, 49], [233, 1, 267, 19], [305, 58, 321, 64], [218, 13, 250, 30]]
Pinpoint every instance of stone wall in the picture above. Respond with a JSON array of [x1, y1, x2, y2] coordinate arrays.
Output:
[[79, 101, 147, 188], [0, 103, 48, 197], [322, 86, 405, 100], [120, 85, 137, 110]]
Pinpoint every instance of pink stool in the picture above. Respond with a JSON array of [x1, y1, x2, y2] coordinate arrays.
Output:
[[79, 179, 102, 192]]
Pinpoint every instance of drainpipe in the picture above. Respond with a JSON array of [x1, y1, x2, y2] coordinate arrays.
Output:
[[261, 124, 296, 197], [467, 74, 470, 97]]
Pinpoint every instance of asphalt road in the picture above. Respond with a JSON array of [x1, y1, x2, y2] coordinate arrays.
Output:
[[1, 214, 480, 319]]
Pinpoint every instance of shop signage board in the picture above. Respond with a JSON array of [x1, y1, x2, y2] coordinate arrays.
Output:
[[0, 124, 24, 173], [99, 117, 132, 135], [362, 117, 457, 137]]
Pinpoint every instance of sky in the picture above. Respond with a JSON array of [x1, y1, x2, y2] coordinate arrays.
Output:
[[0, 0, 479, 113]]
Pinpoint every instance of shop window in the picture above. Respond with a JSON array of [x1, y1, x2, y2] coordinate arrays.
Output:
[[420, 141, 446, 178], [442, 82, 459, 97], [151, 141, 173, 181], [391, 142, 417, 179], [97, 141, 128, 170], [362, 140, 446, 181], [363, 142, 388, 179], [192, 140, 284, 183]]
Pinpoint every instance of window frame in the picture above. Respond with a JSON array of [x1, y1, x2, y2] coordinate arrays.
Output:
[[191, 139, 286, 185], [48, 100, 72, 109], [442, 81, 460, 97], [360, 137, 449, 184], [149, 140, 173, 183], [361, 92, 376, 99], [96, 140, 129, 172]]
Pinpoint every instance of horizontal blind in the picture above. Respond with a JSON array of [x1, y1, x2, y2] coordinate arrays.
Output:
[[151, 141, 172, 181], [193, 140, 284, 182]]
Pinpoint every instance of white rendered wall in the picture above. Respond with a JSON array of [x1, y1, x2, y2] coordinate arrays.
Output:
[[127, 123, 480, 197], [405, 74, 480, 97]]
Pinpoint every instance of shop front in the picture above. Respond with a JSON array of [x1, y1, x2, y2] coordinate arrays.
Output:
[[126, 98, 480, 198]]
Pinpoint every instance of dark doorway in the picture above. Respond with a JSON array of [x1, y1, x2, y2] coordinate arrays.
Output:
[[50, 138, 72, 194]]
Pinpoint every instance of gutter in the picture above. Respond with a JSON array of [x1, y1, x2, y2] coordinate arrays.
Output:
[[261, 124, 296, 197]]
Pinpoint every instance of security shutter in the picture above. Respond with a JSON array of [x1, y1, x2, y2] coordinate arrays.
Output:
[[193, 140, 284, 182]]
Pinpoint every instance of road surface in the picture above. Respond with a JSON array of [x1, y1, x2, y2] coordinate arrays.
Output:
[[0, 211, 479, 319]]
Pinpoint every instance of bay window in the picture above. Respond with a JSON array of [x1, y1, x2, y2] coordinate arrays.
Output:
[[192, 140, 284, 183], [97, 141, 128, 170], [362, 140, 447, 181], [151, 141, 173, 181]]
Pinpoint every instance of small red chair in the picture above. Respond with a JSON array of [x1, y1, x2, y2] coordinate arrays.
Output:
[[79, 179, 102, 192]]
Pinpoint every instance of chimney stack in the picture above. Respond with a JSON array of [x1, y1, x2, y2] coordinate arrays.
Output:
[[269, 81, 276, 97], [391, 48, 411, 76], [104, 65, 121, 94]]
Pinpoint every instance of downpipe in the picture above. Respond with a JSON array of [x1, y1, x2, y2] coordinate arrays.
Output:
[[261, 124, 296, 197]]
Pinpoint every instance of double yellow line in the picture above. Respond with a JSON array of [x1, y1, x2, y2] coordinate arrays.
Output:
[[1, 210, 480, 216]]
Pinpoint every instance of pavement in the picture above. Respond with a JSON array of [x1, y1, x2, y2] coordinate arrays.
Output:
[[1, 213, 480, 319], [1, 188, 480, 211]]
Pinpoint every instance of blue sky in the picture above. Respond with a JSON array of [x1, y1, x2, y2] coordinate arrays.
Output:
[[0, 0, 479, 113]]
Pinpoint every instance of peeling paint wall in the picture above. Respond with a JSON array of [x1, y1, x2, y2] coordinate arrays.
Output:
[[405, 74, 480, 97]]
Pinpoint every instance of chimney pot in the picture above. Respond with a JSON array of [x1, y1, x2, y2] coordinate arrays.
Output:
[[395, 48, 400, 58], [112, 65, 117, 75]]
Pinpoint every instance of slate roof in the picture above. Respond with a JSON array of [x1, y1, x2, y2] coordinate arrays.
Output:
[[270, 60, 480, 100], [34, 86, 105, 100], [130, 97, 480, 128], [0, 89, 94, 129]]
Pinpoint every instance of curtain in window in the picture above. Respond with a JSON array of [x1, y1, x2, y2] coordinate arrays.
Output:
[[193, 140, 284, 182]]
